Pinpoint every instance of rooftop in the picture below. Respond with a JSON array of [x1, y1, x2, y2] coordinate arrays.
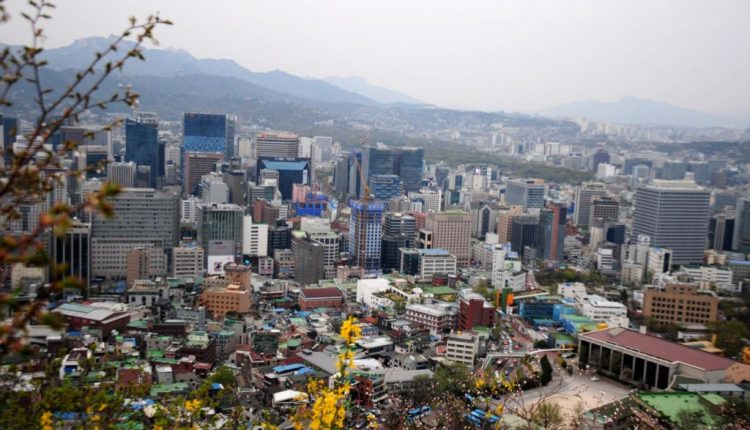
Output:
[[581, 327, 737, 371]]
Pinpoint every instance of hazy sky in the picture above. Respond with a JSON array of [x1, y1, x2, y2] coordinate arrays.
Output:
[[1, 0, 748, 113]]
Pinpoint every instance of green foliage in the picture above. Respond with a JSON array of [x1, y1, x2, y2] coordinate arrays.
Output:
[[708, 320, 749, 358], [535, 268, 610, 287], [531, 401, 564, 429], [434, 362, 472, 396], [208, 365, 237, 388], [539, 355, 553, 386]]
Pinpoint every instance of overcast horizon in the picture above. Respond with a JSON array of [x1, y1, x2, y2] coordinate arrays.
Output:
[[1, 0, 748, 115]]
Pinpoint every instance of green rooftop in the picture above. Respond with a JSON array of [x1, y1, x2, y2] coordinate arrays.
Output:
[[150, 383, 189, 396], [127, 320, 149, 330], [636, 392, 725, 427], [423, 286, 458, 296]]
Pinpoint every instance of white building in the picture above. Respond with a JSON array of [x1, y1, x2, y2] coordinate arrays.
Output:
[[680, 265, 736, 292], [404, 303, 457, 334], [581, 294, 629, 328], [172, 245, 204, 278], [181, 196, 201, 224], [419, 249, 457, 278], [242, 215, 269, 257], [200, 172, 229, 204], [596, 248, 614, 271], [648, 247, 673, 276], [445, 333, 479, 365], [408, 190, 442, 213]]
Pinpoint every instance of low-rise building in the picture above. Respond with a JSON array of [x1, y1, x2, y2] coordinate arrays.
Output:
[[579, 327, 750, 386], [643, 283, 719, 325], [404, 303, 456, 334], [199, 283, 252, 318], [298, 287, 344, 311], [445, 333, 479, 365]]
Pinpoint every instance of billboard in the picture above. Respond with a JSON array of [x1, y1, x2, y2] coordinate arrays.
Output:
[[208, 255, 234, 275], [208, 240, 234, 275]]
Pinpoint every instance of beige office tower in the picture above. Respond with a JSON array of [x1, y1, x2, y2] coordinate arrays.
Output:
[[497, 205, 524, 243], [425, 210, 472, 267]]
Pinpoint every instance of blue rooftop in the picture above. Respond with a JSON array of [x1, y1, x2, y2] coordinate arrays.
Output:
[[273, 363, 306, 374], [419, 248, 451, 256], [260, 160, 309, 171]]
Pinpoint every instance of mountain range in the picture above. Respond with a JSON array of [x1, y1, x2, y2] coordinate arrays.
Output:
[[2, 36, 743, 131], [540, 96, 750, 129]]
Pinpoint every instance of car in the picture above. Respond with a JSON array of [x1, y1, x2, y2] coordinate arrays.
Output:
[[590, 376, 600, 382]]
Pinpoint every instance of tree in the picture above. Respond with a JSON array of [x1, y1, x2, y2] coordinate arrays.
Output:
[[531, 401, 564, 429], [709, 320, 749, 358], [539, 355, 553, 386], [0, 0, 170, 357]]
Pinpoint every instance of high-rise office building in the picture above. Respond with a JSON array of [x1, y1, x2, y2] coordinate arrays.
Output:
[[510, 215, 539, 259], [633, 180, 710, 266], [294, 236, 325, 286], [574, 182, 607, 228], [268, 220, 292, 256], [591, 149, 610, 172], [197, 203, 244, 262], [589, 196, 619, 225], [708, 213, 734, 251], [50, 221, 91, 294], [369, 174, 402, 200], [395, 147, 424, 193], [256, 157, 310, 201], [358, 144, 424, 198], [349, 200, 384, 274], [497, 205, 524, 243], [505, 179, 546, 210], [537, 202, 567, 263], [183, 152, 222, 197], [381, 213, 416, 271], [425, 210, 472, 267], [91, 187, 180, 247], [199, 172, 229, 204], [183, 113, 236, 158], [107, 161, 136, 188], [125, 114, 159, 188], [661, 161, 688, 181], [255, 132, 299, 159], [733, 198, 750, 253], [242, 215, 268, 257]]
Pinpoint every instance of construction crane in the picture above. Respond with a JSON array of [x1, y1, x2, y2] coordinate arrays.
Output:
[[351, 133, 372, 270]]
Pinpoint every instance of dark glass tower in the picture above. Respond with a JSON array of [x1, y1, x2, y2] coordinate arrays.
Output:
[[125, 118, 159, 187]]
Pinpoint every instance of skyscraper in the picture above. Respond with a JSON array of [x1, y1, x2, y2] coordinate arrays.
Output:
[[381, 213, 416, 271], [573, 182, 607, 228], [183, 152, 223, 197], [425, 210, 473, 267], [50, 221, 91, 294], [183, 113, 236, 158], [255, 132, 299, 159], [125, 114, 159, 188], [107, 161, 136, 188], [733, 198, 750, 253], [589, 196, 619, 225], [395, 147, 424, 193], [505, 179, 546, 210], [537, 202, 567, 263], [511, 215, 539, 259], [633, 180, 710, 266], [369, 174, 402, 200], [349, 200, 384, 274], [197, 203, 244, 262], [256, 157, 311, 201]]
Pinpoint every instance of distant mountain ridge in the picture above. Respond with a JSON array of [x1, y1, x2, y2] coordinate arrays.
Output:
[[323, 76, 423, 105], [29, 35, 380, 106], [540, 96, 750, 128]]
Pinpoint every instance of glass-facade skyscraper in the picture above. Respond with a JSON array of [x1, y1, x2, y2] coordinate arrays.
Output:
[[396, 147, 424, 193], [183, 113, 236, 159], [125, 117, 159, 187]]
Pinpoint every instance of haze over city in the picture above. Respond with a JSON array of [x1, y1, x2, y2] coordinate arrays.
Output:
[[3, 0, 750, 428], [1, 0, 749, 114]]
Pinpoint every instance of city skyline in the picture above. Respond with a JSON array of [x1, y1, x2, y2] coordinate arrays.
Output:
[[1, 0, 749, 114]]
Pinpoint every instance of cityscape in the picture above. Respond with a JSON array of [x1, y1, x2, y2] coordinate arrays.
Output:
[[1, 1, 750, 429]]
